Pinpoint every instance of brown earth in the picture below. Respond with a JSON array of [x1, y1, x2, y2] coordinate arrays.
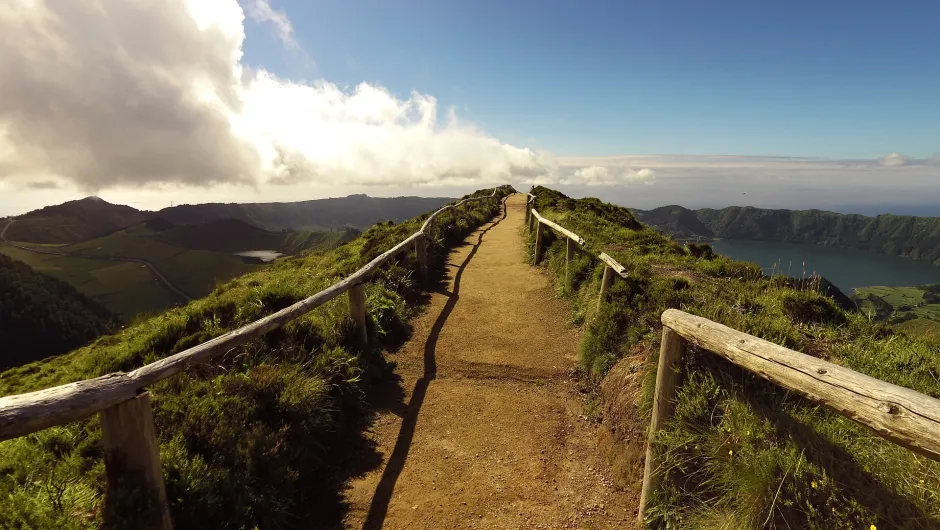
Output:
[[343, 194, 637, 529]]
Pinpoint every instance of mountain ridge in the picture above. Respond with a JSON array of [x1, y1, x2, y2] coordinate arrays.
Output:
[[6, 194, 456, 245], [632, 204, 940, 264]]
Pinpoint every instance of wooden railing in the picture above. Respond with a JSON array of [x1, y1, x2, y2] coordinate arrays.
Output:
[[637, 309, 940, 522], [527, 200, 629, 311], [0, 187, 505, 530]]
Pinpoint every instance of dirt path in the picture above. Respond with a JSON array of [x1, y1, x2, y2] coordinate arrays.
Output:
[[343, 194, 635, 530]]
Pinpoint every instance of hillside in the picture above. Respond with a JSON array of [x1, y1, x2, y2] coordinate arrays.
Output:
[[853, 284, 940, 339], [155, 218, 360, 254], [3, 197, 149, 244], [156, 194, 455, 231], [633, 204, 940, 263], [2, 218, 361, 321], [0, 254, 116, 370], [0, 188, 510, 529], [530, 186, 940, 529]]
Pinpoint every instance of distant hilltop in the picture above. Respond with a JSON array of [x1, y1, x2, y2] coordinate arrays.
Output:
[[4, 194, 455, 245], [631, 204, 940, 264]]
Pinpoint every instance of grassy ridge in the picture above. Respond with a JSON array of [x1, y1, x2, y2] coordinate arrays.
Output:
[[0, 254, 117, 370], [633, 204, 940, 264], [0, 187, 512, 529], [529, 186, 940, 529], [5, 197, 148, 245]]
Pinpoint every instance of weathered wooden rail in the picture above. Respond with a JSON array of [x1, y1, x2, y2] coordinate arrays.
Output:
[[637, 309, 940, 522], [0, 188, 505, 530], [527, 198, 629, 311]]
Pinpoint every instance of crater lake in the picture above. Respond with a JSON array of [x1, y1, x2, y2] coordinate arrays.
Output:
[[709, 239, 940, 293]]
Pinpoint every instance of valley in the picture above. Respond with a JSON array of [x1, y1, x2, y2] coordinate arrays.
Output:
[[0, 194, 451, 322]]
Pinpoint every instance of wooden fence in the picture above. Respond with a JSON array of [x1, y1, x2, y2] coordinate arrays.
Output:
[[637, 309, 940, 521], [525, 192, 940, 525], [526, 197, 629, 312], [0, 188, 504, 530]]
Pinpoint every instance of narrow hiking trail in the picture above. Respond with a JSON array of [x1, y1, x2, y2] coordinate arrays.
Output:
[[344, 194, 635, 530]]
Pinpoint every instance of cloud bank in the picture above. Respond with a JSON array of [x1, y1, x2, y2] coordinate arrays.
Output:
[[0, 0, 549, 193], [547, 154, 940, 213]]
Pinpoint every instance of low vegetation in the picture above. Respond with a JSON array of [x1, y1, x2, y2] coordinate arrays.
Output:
[[529, 186, 940, 529], [854, 284, 940, 341], [0, 186, 511, 529], [0, 254, 116, 370]]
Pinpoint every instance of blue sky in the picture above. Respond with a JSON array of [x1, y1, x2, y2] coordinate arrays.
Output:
[[1, 0, 938, 215], [243, 0, 940, 159]]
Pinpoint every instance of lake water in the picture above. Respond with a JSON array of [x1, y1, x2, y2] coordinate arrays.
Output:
[[709, 239, 940, 293], [234, 250, 284, 262]]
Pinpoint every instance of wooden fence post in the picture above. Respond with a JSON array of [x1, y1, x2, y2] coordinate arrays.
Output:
[[565, 237, 574, 283], [100, 392, 172, 530], [348, 284, 368, 344], [637, 326, 686, 524], [596, 265, 614, 311], [415, 234, 428, 285], [533, 221, 545, 263]]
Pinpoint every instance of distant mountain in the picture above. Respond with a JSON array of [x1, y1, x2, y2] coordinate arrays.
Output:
[[0, 254, 116, 369], [7, 194, 454, 245], [155, 194, 455, 232], [632, 205, 940, 264], [5, 196, 149, 244], [631, 205, 714, 238]]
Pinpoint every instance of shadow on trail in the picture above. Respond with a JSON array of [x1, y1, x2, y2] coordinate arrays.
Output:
[[361, 202, 508, 530]]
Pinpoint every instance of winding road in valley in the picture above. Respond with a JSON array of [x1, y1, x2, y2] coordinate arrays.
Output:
[[0, 219, 192, 302]]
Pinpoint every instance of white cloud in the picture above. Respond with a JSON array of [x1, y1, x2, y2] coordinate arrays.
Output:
[[245, 0, 297, 49], [0, 0, 547, 194], [557, 164, 656, 186], [629, 168, 656, 181], [879, 152, 913, 167]]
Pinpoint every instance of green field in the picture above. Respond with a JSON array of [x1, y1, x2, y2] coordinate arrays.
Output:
[[1, 221, 360, 323], [852, 284, 940, 339], [0, 246, 180, 320]]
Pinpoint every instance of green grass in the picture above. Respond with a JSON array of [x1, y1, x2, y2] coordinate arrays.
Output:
[[855, 286, 925, 307], [895, 318, 940, 340], [528, 186, 940, 529], [852, 285, 940, 339], [12, 222, 356, 322], [0, 246, 181, 320], [0, 186, 512, 529]]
